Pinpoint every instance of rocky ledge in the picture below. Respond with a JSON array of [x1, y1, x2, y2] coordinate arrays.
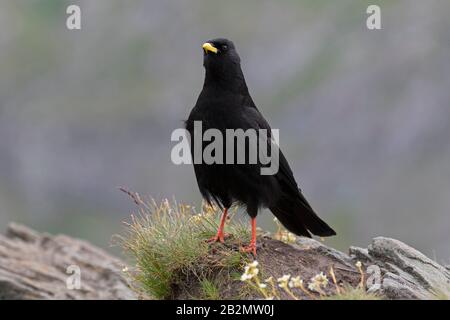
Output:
[[0, 223, 448, 300]]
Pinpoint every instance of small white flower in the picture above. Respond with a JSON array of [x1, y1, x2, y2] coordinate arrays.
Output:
[[275, 231, 297, 244], [277, 274, 291, 288], [240, 274, 251, 282], [278, 275, 290, 282], [287, 233, 297, 243], [308, 272, 329, 292], [249, 261, 259, 268], [259, 283, 267, 289], [355, 261, 362, 268], [308, 282, 318, 292], [288, 276, 303, 288], [240, 260, 260, 281]]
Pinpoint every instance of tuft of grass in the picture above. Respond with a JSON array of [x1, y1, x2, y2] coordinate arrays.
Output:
[[200, 278, 221, 300], [323, 285, 381, 300], [118, 190, 387, 300], [118, 192, 250, 299]]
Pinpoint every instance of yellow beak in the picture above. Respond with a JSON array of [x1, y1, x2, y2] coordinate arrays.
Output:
[[202, 42, 218, 54]]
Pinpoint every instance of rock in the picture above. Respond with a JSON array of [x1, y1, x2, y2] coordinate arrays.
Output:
[[349, 237, 450, 300], [174, 236, 363, 300], [0, 224, 448, 300], [0, 223, 136, 300]]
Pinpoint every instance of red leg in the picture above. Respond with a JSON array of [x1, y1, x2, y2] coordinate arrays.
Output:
[[208, 208, 228, 243], [241, 217, 257, 256]]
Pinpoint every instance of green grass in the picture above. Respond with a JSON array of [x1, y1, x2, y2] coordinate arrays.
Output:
[[119, 194, 250, 299], [200, 278, 221, 300], [118, 193, 388, 300], [323, 286, 381, 300]]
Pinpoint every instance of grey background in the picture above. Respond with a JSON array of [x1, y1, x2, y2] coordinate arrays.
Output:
[[0, 0, 449, 262]]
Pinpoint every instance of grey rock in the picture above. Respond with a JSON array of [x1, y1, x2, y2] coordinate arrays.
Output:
[[0, 223, 137, 300], [1, 224, 448, 300], [348, 246, 374, 264], [292, 237, 449, 299], [350, 237, 450, 300], [295, 237, 356, 269]]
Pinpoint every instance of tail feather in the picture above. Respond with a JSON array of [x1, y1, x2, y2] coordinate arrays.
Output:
[[270, 193, 336, 238], [270, 206, 312, 238]]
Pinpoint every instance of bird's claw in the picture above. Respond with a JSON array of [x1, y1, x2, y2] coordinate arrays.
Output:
[[240, 243, 257, 256], [207, 233, 230, 244]]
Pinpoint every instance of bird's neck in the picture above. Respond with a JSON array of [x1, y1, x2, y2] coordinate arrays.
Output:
[[204, 66, 249, 94]]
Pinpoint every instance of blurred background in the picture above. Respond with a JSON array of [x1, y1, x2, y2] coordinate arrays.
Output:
[[0, 0, 449, 262]]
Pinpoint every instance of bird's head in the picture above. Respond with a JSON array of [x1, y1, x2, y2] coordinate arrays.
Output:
[[202, 38, 244, 85]]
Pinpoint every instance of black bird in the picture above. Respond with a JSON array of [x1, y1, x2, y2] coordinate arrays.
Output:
[[186, 39, 336, 255]]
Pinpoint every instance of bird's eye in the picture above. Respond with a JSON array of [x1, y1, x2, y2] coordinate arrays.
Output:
[[221, 45, 228, 51]]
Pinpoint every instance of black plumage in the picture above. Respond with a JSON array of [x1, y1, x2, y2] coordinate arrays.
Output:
[[186, 39, 335, 254]]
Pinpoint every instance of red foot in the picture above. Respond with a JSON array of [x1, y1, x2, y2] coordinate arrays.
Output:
[[207, 233, 230, 244], [241, 217, 258, 255], [241, 243, 257, 256], [207, 208, 229, 244]]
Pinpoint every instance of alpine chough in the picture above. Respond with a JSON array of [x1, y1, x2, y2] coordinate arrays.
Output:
[[186, 39, 336, 255]]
